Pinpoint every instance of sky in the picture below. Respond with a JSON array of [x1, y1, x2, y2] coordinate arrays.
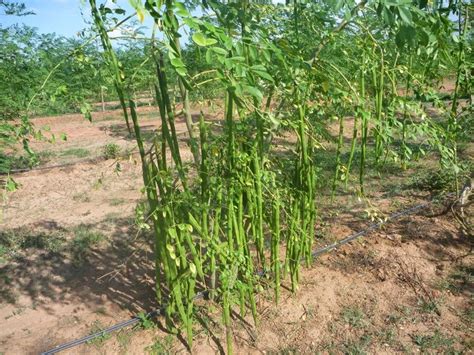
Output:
[[0, 0, 151, 38]]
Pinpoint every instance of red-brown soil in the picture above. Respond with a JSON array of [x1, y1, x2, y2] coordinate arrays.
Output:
[[1, 105, 472, 354]]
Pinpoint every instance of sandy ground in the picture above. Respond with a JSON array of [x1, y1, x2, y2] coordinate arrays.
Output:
[[0, 105, 472, 354]]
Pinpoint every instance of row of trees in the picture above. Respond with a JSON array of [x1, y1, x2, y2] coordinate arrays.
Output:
[[0, 1, 227, 123], [0, 1, 162, 174], [1, 0, 471, 154], [0, 24, 159, 118]]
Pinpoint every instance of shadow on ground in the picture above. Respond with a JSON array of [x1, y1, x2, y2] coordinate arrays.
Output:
[[0, 217, 157, 315], [99, 122, 160, 143]]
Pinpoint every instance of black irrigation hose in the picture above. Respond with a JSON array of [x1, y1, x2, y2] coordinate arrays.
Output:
[[312, 199, 436, 257], [41, 195, 448, 355], [41, 292, 208, 355], [2, 148, 145, 176], [0, 158, 102, 176]]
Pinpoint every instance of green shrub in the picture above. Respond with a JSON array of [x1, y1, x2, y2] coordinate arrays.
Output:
[[102, 143, 121, 160]]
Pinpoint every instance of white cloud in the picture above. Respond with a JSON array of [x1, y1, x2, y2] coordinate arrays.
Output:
[[104, 0, 119, 9], [108, 28, 122, 38]]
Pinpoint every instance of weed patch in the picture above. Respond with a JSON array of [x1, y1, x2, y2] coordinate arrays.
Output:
[[0, 229, 66, 263], [60, 147, 90, 158], [102, 143, 121, 160], [341, 306, 367, 329], [412, 330, 455, 352], [71, 226, 106, 265]]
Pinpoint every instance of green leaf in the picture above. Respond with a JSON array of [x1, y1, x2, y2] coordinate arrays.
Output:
[[262, 49, 271, 62], [243, 85, 263, 102], [398, 6, 413, 24], [396, 25, 416, 48], [129, 0, 146, 22], [180, 76, 192, 90], [192, 32, 207, 46], [174, 2, 189, 17], [451, 32, 459, 43], [189, 263, 197, 276], [344, 9, 351, 21], [253, 70, 274, 83], [267, 113, 280, 129], [249, 46, 257, 61], [229, 56, 245, 63], [205, 49, 212, 64], [251, 65, 266, 71], [80, 103, 92, 122], [177, 223, 188, 231], [168, 229, 178, 239], [5, 177, 18, 192], [170, 57, 185, 68], [192, 32, 217, 47], [322, 81, 329, 92], [334, 0, 344, 11], [382, 7, 395, 25], [211, 47, 228, 56], [175, 66, 187, 76]]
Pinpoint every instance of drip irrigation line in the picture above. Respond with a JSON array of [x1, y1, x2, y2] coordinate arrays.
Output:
[[1, 158, 102, 176], [41, 195, 449, 355], [41, 291, 208, 355], [2, 149, 143, 175], [312, 198, 441, 257], [41, 317, 145, 354]]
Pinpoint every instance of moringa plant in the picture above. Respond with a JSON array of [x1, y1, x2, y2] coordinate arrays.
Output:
[[88, 0, 471, 353]]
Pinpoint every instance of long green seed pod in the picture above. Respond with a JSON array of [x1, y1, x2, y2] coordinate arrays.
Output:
[[271, 181, 281, 304], [253, 149, 265, 269], [359, 51, 368, 195], [373, 49, 385, 166], [331, 115, 344, 199], [401, 55, 412, 170]]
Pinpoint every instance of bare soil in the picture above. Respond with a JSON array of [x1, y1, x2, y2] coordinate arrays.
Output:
[[1, 106, 472, 354]]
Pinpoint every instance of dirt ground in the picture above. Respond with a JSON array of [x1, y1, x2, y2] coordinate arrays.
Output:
[[0, 105, 472, 354]]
